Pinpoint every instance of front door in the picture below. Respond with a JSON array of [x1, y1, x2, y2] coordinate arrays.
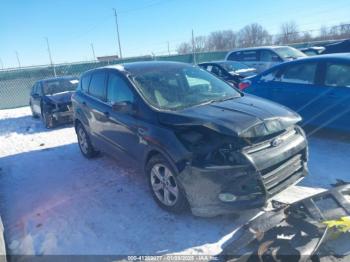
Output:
[[102, 71, 141, 159], [31, 82, 43, 115]]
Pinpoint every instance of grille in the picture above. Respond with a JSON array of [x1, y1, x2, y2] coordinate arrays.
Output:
[[261, 154, 304, 195]]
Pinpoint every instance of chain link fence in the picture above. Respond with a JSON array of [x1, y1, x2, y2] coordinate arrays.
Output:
[[0, 51, 227, 110]]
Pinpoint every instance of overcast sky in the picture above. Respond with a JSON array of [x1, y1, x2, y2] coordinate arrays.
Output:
[[1, 0, 350, 68]]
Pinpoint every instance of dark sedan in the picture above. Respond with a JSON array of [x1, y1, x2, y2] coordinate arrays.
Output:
[[29, 76, 78, 128], [198, 61, 257, 87], [241, 54, 350, 132]]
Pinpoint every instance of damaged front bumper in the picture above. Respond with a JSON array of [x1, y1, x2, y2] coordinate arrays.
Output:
[[52, 103, 73, 124], [220, 182, 350, 261], [177, 129, 308, 217]]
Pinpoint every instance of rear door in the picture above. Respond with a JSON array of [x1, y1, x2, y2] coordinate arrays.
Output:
[[241, 50, 260, 72], [228, 50, 260, 72], [83, 70, 109, 147]]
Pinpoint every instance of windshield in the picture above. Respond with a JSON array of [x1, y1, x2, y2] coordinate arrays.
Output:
[[131, 66, 240, 110], [220, 61, 250, 72], [43, 78, 79, 95], [274, 47, 306, 59]]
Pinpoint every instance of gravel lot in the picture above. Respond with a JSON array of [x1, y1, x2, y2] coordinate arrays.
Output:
[[0, 107, 349, 256]]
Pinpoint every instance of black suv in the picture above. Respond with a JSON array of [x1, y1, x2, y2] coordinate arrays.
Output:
[[72, 62, 308, 217], [30, 76, 78, 128]]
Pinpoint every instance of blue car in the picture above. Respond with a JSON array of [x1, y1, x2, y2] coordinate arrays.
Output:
[[240, 54, 350, 132]]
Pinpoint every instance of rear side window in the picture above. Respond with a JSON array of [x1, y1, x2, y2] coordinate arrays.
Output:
[[280, 63, 317, 85], [325, 63, 350, 88], [227, 52, 242, 61], [89, 71, 107, 100], [81, 74, 91, 92], [241, 51, 258, 61], [107, 73, 134, 103]]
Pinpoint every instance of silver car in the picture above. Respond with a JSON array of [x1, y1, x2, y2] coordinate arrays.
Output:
[[225, 46, 306, 73]]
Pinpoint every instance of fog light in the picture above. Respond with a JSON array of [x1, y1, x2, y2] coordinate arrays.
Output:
[[219, 193, 237, 202]]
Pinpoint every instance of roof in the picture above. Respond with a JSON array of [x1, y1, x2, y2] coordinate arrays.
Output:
[[38, 75, 78, 83], [103, 61, 193, 74], [199, 60, 243, 65], [227, 46, 289, 52], [288, 53, 350, 62]]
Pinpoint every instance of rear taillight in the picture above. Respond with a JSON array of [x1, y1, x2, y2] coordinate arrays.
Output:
[[238, 81, 251, 91]]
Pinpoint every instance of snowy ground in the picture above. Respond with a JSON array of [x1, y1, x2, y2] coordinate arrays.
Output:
[[0, 107, 349, 256]]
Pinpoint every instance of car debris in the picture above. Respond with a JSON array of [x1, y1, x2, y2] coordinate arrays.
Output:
[[220, 183, 350, 261]]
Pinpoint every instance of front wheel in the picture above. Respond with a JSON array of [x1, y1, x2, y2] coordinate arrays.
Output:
[[146, 155, 188, 213], [43, 111, 55, 129], [30, 103, 39, 119]]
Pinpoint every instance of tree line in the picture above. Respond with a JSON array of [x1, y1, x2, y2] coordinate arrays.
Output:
[[177, 21, 350, 54]]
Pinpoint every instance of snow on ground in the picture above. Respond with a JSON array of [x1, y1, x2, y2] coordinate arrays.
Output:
[[0, 106, 349, 256]]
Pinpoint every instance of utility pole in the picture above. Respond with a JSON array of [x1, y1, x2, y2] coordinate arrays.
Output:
[[90, 43, 96, 61], [15, 51, 21, 68], [113, 8, 123, 59], [167, 41, 170, 56], [45, 37, 57, 77], [191, 29, 196, 64]]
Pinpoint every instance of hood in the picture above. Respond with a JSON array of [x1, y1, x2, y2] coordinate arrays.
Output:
[[45, 91, 73, 104], [158, 94, 301, 138]]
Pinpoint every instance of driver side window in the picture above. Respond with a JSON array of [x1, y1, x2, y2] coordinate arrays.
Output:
[[107, 73, 134, 104]]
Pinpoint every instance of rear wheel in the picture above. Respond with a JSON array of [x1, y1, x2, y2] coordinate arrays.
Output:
[[146, 155, 188, 213], [76, 123, 98, 158]]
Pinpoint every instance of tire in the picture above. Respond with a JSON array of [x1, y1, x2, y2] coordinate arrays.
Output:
[[30, 104, 39, 119], [76, 123, 98, 158], [146, 154, 188, 213], [43, 110, 55, 129]]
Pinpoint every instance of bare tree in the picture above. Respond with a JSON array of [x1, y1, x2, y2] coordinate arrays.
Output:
[[206, 30, 237, 51], [194, 36, 207, 52], [177, 42, 192, 54], [237, 23, 271, 47], [276, 21, 300, 44], [299, 32, 313, 43], [318, 26, 330, 41]]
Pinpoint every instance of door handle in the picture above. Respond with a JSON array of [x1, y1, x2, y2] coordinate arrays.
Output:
[[104, 111, 110, 118], [82, 101, 87, 106]]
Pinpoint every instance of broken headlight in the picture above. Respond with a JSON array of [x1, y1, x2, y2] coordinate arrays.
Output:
[[205, 143, 245, 166]]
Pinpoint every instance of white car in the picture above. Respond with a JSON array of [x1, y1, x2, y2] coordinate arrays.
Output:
[[0, 217, 5, 260], [225, 46, 306, 73]]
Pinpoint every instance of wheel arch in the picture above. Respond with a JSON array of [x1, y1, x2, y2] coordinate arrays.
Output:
[[143, 148, 181, 176]]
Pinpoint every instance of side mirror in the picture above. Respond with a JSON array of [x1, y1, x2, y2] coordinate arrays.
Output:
[[32, 93, 40, 99], [111, 101, 135, 114]]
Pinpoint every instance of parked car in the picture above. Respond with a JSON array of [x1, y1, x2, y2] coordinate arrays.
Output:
[[323, 39, 350, 54], [240, 54, 350, 132], [0, 216, 5, 260], [198, 61, 257, 87], [226, 46, 307, 73], [299, 46, 325, 56], [30, 76, 79, 128], [72, 61, 308, 217]]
